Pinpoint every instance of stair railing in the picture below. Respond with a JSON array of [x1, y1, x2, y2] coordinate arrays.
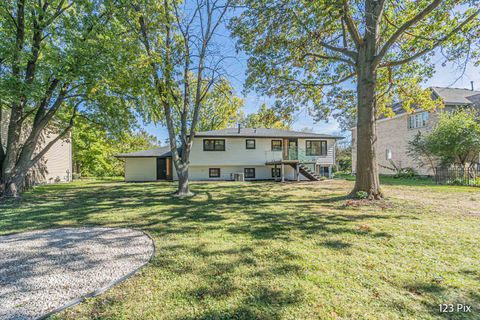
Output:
[[287, 147, 314, 164]]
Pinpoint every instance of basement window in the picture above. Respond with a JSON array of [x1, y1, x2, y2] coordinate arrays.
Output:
[[209, 168, 221, 178], [271, 168, 281, 177], [244, 168, 256, 179]]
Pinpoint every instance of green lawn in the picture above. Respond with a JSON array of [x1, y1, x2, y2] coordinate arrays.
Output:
[[1, 179, 479, 319]]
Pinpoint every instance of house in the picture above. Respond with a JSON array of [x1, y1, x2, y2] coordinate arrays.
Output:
[[351, 86, 480, 176], [1, 109, 72, 185], [116, 127, 343, 182]]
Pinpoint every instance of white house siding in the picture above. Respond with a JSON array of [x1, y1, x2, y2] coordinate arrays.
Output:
[[120, 135, 337, 182], [125, 158, 157, 182], [188, 165, 301, 181], [297, 138, 336, 165], [190, 137, 280, 166], [189, 137, 336, 166], [352, 111, 439, 176]]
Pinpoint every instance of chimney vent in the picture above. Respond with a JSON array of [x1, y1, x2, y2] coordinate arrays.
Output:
[[471, 81, 475, 91], [237, 123, 241, 133]]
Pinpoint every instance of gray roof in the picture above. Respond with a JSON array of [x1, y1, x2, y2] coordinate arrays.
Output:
[[388, 86, 480, 117], [115, 146, 171, 158], [194, 127, 344, 139], [431, 86, 480, 105]]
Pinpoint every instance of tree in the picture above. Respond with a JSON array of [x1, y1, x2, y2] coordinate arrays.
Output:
[[231, 0, 480, 198], [407, 131, 437, 173], [0, 0, 137, 197], [242, 102, 293, 129], [72, 117, 160, 177], [123, 0, 233, 197], [420, 109, 480, 167], [196, 79, 244, 131], [336, 142, 352, 172]]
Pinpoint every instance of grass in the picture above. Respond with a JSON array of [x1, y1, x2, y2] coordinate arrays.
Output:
[[334, 172, 437, 186], [1, 179, 479, 319]]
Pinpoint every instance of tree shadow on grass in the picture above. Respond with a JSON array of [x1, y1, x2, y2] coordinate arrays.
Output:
[[321, 239, 352, 250], [1, 180, 424, 319], [396, 280, 480, 320]]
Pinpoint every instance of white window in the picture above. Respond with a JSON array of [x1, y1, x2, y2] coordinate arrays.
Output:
[[386, 149, 392, 160], [408, 112, 429, 129]]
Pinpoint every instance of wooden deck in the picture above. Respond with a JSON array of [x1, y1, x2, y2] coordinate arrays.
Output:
[[265, 159, 316, 165], [265, 159, 299, 165]]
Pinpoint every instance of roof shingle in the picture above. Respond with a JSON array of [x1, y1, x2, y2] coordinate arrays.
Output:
[[431, 86, 480, 105]]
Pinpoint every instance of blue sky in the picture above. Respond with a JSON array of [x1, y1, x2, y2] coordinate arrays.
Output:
[[142, 20, 480, 144]]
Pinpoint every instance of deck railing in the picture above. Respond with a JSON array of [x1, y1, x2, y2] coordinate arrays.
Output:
[[264, 147, 316, 163]]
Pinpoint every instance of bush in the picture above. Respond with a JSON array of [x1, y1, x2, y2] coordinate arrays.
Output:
[[474, 177, 480, 186], [450, 178, 464, 186], [355, 191, 368, 199], [393, 167, 417, 179], [338, 159, 352, 172]]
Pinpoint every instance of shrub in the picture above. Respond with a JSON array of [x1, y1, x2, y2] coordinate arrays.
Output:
[[355, 191, 368, 199], [475, 177, 480, 186], [393, 167, 417, 179], [450, 178, 464, 186]]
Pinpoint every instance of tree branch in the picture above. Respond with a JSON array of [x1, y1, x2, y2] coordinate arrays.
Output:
[[290, 7, 357, 59], [302, 52, 355, 66], [375, 0, 442, 64], [342, 0, 363, 47], [379, 9, 480, 68], [44, 1, 73, 27], [279, 73, 355, 87]]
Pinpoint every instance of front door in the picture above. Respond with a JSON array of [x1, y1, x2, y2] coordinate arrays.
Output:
[[156, 158, 167, 180], [288, 139, 298, 160]]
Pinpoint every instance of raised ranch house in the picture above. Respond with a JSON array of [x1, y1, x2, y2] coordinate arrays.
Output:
[[1, 109, 72, 185], [116, 128, 343, 182], [351, 86, 480, 176]]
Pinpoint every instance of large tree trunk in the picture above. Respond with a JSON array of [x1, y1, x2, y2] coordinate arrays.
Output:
[[351, 50, 382, 199], [174, 163, 193, 197], [1, 171, 26, 198]]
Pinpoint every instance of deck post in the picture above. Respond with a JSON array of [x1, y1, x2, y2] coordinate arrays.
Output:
[[281, 163, 285, 182], [328, 165, 332, 178], [296, 163, 300, 181]]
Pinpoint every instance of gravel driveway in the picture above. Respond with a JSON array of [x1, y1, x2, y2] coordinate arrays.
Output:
[[0, 227, 154, 320]]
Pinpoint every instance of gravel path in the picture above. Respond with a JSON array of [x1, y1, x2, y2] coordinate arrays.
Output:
[[0, 227, 154, 320]]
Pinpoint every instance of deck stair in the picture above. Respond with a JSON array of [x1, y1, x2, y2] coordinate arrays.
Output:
[[268, 146, 324, 181], [298, 163, 321, 181], [289, 163, 321, 181]]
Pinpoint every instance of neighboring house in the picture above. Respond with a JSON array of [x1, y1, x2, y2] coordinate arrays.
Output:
[[0, 109, 72, 185], [116, 127, 343, 182], [351, 86, 480, 176]]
